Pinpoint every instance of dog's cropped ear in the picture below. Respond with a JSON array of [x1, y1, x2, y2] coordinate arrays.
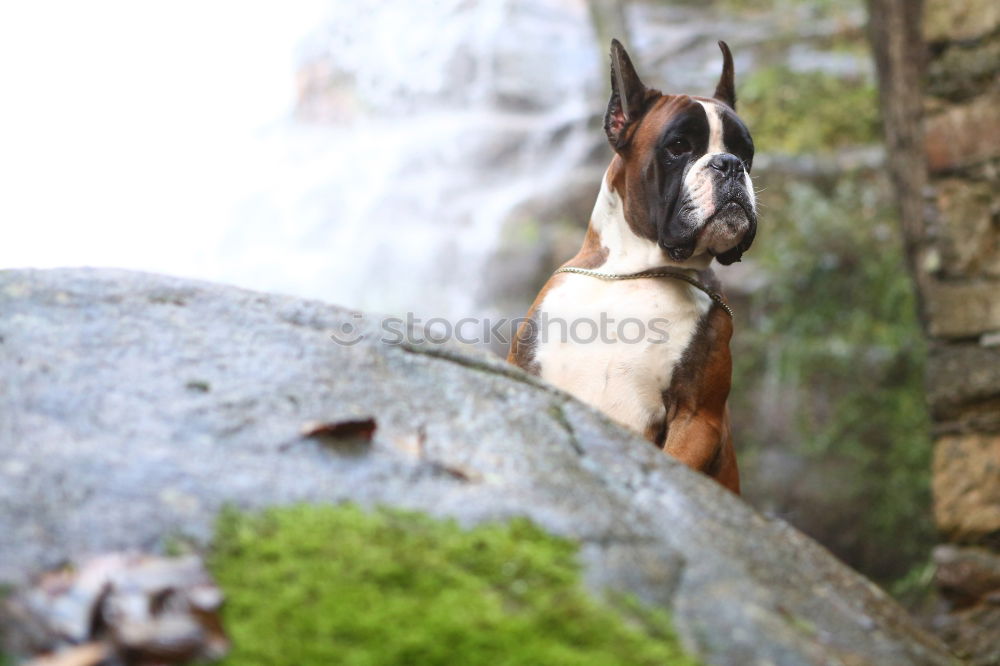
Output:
[[715, 224, 755, 265], [605, 39, 649, 151], [713, 41, 736, 110]]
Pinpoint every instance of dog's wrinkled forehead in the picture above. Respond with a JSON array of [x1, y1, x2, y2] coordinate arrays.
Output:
[[636, 96, 754, 168], [655, 98, 711, 155]]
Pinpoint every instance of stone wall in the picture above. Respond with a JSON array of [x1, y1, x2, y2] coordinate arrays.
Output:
[[921, 1, 1000, 548], [869, 0, 1000, 662]]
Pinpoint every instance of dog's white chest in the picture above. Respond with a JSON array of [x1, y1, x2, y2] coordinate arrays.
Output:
[[533, 275, 710, 435]]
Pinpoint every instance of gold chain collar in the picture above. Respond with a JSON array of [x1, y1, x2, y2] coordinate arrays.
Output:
[[552, 265, 734, 319]]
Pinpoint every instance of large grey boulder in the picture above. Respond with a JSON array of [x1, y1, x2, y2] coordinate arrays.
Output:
[[0, 268, 956, 665]]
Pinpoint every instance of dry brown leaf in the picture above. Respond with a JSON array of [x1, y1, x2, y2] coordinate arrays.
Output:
[[300, 417, 377, 442]]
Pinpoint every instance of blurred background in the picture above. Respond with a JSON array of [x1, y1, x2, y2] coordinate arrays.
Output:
[[0, 0, 966, 612]]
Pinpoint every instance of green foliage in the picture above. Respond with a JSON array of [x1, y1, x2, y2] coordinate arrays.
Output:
[[731, 174, 935, 581], [739, 66, 880, 154], [675, 0, 931, 594], [890, 559, 938, 609], [208, 504, 699, 666], [0, 584, 11, 666]]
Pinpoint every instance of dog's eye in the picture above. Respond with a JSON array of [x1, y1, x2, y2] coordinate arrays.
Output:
[[666, 138, 691, 157]]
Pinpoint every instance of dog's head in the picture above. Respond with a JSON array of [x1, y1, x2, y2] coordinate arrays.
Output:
[[604, 40, 757, 265]]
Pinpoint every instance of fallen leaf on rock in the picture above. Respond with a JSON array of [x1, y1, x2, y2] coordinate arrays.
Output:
[[3, 553, 228, 666], [387, 427, 481, 482], [430, 461, 483, 483], [300, 417, 377, 442]]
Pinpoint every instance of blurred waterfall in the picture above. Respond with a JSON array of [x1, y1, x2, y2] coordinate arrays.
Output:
[[1, 0, 864, 324], [232, 0, 793, 321], [222, 0, 603, 320]]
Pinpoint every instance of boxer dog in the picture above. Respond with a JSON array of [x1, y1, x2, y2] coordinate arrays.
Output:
[[508, 40, 756, 494]]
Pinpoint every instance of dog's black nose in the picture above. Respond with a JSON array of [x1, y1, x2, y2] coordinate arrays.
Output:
[[708, 154, 743, 177]]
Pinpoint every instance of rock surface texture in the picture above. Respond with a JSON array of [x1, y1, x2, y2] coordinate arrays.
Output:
[[0, 268, 957, 666]]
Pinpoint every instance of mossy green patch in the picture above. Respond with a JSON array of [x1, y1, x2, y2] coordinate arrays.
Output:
[[739, 66, 879, 154], [208, 504, 699, 666]]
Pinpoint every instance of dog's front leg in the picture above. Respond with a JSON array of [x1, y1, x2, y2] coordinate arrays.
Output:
[[661, 408, 740, 494]]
